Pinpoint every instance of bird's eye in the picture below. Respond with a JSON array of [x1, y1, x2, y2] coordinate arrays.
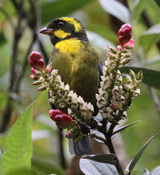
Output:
[[57, 21, 64, 28]]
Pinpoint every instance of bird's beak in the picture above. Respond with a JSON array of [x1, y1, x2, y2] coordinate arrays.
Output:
[[39, 27, 54, 35]]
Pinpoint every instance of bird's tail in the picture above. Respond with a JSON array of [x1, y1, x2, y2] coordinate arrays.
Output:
[[69, 135, 91, 156]]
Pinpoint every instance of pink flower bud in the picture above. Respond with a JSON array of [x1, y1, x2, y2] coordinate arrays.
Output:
[[118, 24, 132, 47], [29, 51, 45, 71], [123, 39, 135, 49], [65, 132, 71, 138], [117, 45, 123, 51], [45, 67, 51, 73], [65, 128, 78, 139], [29, 75, 36, 79]]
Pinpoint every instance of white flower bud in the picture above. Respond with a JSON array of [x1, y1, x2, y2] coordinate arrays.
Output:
[[64, 84, 70, 92], [71, 93, 78, 104], [51, 69, 58, 76], [77, 96, 84, 105], [134, 89, 140, 96], [126, 75, 132, 84], [67, 90, 74, 99]]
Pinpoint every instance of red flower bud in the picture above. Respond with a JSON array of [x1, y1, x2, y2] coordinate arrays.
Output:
[[49, 109, 73, 129], [55, 114, 73, 129], [29, 51, 45, 71], [118, 24, 132, 47], [31, 67, 39, 76], [49, 109, 64, 120]]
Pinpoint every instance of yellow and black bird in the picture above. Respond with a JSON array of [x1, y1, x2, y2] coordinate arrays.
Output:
[[40, 17, 103, 155]]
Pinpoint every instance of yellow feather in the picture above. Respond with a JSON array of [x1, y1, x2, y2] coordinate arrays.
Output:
[[55, 38, 83, 55], [54, 29, 71, 39], [60, 17, 82, 32]]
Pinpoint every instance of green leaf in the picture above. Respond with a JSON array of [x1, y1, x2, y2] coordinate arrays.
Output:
[[32, 156, 64, 175], [140, 24, 160, 52], [155, 0, 160, 7], [112, 121, 140, 135], [6, 168, 38, 175], [151, 166, 160, 175], [133, 0, 149, 22], [1, 102, 35, 175], [99, 0, 130, 23], [120, 66, 160, 89], [82, 154, 116, 164], [0, 133, 7, 147], [80, 158, 118, 175], [41, 0, 92, 25], [126, 134, 158, 173], [143, 168, 150, 175]]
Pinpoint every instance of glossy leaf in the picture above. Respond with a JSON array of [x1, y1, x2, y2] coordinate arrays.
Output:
[[80, 158, 118, 175], [41, 0, 92, 24], [126, 134, 158, 173], [1, 102, 34, 175], [120, 66, 160, 89], [112, 121, 140, 135], [82, 154, 116, 164], [140, 24, 160, 52], [143, 168, 150, 175], [99, 0, 130, 23], [151, 166, 160, 175]]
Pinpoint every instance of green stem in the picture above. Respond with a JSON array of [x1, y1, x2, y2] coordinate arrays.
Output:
[[104, 132, 124, 175]]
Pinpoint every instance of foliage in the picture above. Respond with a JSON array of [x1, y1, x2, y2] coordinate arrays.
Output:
[[0, 0, 160, 175]]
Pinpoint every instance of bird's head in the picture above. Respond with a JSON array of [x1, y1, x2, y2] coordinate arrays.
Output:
[[39, 17, 89, 45]]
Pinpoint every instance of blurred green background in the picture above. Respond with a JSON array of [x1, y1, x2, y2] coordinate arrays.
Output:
[[0, 0, 160, 174]]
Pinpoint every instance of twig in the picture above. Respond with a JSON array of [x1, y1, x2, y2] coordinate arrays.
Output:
[[15, 32, 37, 92], [104, 132, 124, 175], [58, 131, 66, 169]]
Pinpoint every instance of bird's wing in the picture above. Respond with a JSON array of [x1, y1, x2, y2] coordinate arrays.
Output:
[[92, 59, 103, 116]]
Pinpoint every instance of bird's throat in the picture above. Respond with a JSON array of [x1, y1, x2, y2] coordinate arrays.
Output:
[[55, 38, 83, 55]]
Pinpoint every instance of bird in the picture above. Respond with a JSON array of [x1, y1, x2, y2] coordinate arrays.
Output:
[[40, 17, 103, 155]]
